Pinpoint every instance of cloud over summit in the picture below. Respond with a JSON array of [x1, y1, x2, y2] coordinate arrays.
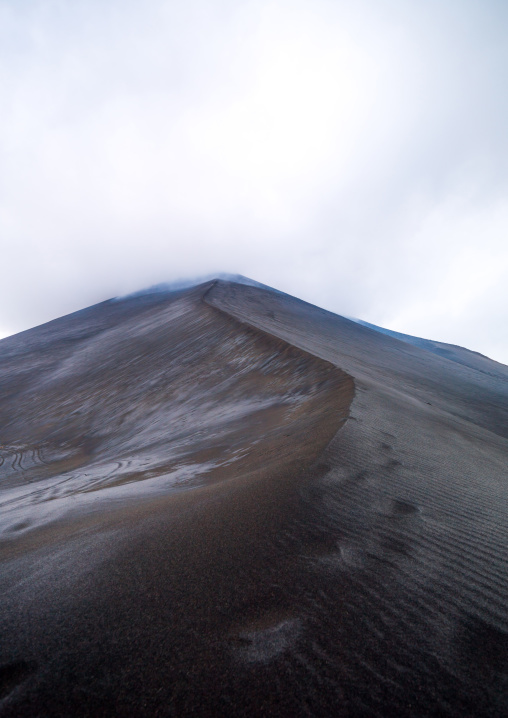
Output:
[[1, 0, 507, 362]]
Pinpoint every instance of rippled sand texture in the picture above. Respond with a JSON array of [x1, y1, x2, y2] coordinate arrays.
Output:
[[1, 279, 507, 716]]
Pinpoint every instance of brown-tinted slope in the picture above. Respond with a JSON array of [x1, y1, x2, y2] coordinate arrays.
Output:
[[0, 283, 354, 716]]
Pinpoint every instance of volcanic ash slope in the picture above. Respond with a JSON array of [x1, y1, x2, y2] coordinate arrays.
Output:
[[0, 279, 507, 717]]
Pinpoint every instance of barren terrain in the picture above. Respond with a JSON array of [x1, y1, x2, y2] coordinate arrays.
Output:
[[0, 279, 507, 716]]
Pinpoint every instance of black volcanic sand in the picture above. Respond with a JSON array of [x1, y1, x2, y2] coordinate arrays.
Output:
[[1, 280, 508, 716]]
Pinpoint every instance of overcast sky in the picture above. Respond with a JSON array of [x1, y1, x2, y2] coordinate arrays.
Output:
[[1, 0, 507, 363]]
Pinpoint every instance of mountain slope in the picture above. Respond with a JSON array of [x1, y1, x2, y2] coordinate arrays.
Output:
[[1, 279, 507, 717], [353, 317, 508, 380]]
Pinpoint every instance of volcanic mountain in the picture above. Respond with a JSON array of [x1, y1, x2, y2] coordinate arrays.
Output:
[[1, 278, 507, 717]]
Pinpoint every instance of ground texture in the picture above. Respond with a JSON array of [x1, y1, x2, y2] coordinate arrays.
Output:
[[0, 279, 507, 716]]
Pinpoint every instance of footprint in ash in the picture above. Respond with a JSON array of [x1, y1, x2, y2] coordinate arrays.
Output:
[[231, 615, 302, 664]]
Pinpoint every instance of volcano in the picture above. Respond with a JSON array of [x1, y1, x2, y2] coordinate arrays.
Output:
[[1, 278, 507, 717]]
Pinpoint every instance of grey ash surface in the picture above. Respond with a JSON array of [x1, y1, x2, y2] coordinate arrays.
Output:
[[0, 279, 507, 717]]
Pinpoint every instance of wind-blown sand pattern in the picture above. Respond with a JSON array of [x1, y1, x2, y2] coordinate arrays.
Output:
[[0, 279, 507, 716]]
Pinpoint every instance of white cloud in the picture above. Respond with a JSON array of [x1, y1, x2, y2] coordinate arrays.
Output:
[[0, 0, 507, 363]]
